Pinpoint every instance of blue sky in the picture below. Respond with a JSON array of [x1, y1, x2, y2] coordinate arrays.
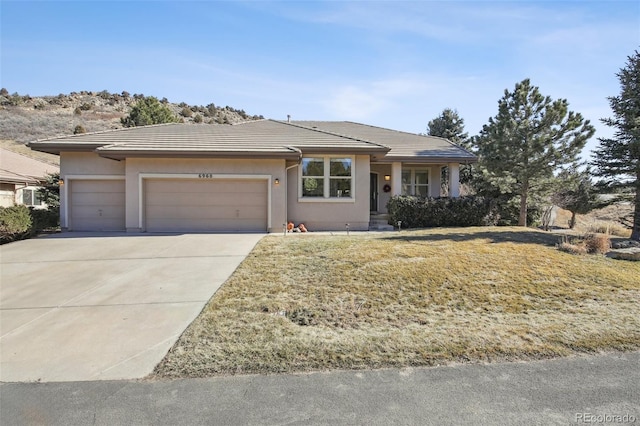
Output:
[[1, 1, 639, 159]]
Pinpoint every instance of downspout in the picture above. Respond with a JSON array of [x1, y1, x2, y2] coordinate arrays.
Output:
[[284, 146, 302, 232]]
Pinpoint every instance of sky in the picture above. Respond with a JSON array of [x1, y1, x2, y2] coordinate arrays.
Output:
[[1, 0, 639, 160]]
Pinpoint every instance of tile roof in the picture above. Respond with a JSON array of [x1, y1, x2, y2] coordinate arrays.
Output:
[[28, 119, 477, 163], [293, 121, 477, 163], [29, 120, 390, 160], [0, 148, 59, 185]]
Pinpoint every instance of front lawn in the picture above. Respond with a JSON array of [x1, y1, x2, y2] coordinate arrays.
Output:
[[153, 227, 640, 378]]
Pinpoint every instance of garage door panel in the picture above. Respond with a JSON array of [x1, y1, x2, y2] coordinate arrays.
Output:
[[72, 192, 124, 205], [148, 218, 263, 232], [145, 179, 267, 232], [146, 192, 261, 206], [70, 180, 125, 231], [72, 180, 124, 193], [71, 205, 124, 218], [146, 205, 265, 220]]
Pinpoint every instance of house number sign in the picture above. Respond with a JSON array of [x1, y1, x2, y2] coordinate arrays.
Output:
[[198, 173, 215, 178]]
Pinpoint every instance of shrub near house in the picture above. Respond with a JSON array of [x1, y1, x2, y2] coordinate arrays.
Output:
[[0, 205, 32, 243], [387, 195, 494, 228]]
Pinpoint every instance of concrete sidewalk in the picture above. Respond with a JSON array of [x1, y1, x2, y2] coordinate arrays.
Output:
[[0, 233, 264, 382], [1, 352, 638, 425]]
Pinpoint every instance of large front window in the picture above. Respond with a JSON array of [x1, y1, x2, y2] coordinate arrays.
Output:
[[402, 168, 430, 197], [301, 156, 353, 199]]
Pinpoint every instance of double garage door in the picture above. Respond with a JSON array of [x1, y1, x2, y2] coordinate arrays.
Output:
[[144, 178, 267, 232], [68, 178, 268, 232]]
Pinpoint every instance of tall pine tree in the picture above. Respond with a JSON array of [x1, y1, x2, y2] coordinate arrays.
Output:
[[591, 50, 640, 240], [427, 108, 470, 148], [427, 108, 473, 191], [475, 79, 595, 226]]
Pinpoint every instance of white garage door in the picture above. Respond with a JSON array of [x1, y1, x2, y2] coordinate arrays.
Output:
[[69, 180, 126, 231], [144, 179, 268, 232]]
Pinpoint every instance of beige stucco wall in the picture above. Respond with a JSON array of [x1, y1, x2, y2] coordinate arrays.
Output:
[[1, 183, 15, 207], [58, 152, 463, 233], [125, 158, 286, 232], [61, 152, 126, 176], [286, 155, 371, 231]]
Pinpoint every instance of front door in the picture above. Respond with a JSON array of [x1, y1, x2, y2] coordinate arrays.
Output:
[[370, 173, 378, 212]]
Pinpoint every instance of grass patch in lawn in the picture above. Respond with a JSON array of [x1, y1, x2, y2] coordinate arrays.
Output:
[[153, 227, 640, 378]]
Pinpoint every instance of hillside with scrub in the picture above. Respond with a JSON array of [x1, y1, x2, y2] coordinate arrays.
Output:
[[0, 88, 263, 143]]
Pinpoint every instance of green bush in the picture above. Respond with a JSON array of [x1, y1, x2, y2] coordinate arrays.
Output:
[[387, 195, 494, 228], [0, 205, 32, 244], [30, 207, 59, 231], [0, 205, 60, 244]]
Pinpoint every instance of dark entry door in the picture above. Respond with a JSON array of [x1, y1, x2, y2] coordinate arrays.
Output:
[[370, 173, 378, 212]]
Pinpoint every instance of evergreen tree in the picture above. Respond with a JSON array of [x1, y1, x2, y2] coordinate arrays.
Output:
[[591, 50, 640, 240], [427, 108, 470, 148], [121, 96, 178, 127], [36, 173, 60, 210], [551, 168, 604, 229], [427, 108, 473, 192], [475, 79, 595, 226]]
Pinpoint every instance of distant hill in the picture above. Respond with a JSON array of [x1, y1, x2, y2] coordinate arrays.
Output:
[[0, 88, 264, 143]]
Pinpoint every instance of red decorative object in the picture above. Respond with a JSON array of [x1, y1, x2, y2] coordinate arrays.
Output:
[[383, 184, 391, 193]]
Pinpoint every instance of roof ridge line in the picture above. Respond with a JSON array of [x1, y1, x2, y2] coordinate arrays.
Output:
[[272, 119, 390, 151]]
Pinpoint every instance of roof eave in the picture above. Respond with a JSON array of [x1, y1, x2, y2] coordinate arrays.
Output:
[[295, 147, 391, 156], [0, 177, 42, 185], [96, 150, 302, 161], [376, 155, 478, 164], [28, 142, 107, 155]]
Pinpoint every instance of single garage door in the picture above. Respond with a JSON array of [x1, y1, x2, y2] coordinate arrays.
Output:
[[145, 179, 268, 232], [69, 179, 126, 231]]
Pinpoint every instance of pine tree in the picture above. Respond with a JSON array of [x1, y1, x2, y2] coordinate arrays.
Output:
[[551, 168, 604, 229], [591, 51, 640, 240], [475, 79, 595, 226], [427, 108, 473, 191], [427, 108, 470, 148]]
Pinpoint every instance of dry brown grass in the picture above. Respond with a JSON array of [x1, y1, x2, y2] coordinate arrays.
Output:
[[556, 204, 633, 238], [153, 227, 640, 378]]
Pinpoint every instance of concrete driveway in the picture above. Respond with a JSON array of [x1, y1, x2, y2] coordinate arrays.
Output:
[[0, 232, 264, 383]]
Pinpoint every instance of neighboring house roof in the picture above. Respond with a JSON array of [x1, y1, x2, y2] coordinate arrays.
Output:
[[0, 147, 59, 185], [293, 121, 477, 163], [28, 119, 476, 163]]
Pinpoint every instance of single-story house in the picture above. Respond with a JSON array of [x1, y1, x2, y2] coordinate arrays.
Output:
[[0, 147, 59, 209], [28, 119, 476, 232]]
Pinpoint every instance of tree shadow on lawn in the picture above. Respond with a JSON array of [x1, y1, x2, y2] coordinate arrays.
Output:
[[380, 228, 561, 248]]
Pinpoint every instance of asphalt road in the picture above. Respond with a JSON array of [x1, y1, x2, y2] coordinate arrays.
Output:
[[1, 352, 638, 425]]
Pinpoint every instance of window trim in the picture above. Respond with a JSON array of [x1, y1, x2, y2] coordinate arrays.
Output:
[[401, 167, 431, 197], [21, 188, 44, 207], [298, 155, 356, 202]]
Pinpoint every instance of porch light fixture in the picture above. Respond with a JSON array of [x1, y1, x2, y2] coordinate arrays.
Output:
[[59, 179, 64, 186], [384, 175, 391, 181], [274, 178, 280, 185]]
